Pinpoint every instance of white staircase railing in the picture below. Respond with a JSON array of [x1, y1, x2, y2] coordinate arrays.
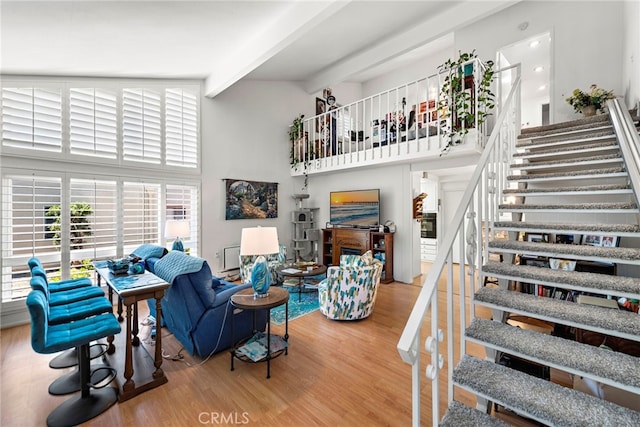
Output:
[[609, 98, 640, 209], [396, 64, 521, 426]]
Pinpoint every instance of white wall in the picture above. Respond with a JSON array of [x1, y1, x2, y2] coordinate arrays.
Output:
[[455, 1, 625, 123], [200, 80, 313, 272], [622, 0, 640, 110]]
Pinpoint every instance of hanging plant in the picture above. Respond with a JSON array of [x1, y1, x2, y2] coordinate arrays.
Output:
[[438, 50, 495, 155], [289, 113, 305, 166]]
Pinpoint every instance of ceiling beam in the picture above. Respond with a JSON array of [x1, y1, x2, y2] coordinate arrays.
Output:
[[303, 1, 519, 94], [204, 0, 350, 98]]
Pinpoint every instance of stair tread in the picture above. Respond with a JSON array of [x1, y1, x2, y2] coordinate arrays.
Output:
[[475, 287, 640, 339], [466, 319, 640, 390], [513, 140, 618, 157], [511, 153, 622, 169], [499, 201, 638, 210], [507, 166, 625, 181], [502, 183, 631, 194], [489, 240, 640, 262], [453, 356, 640, 426], [482, 261, 640, 297], [517, 130, 614, 147], [440, 400, 510, 427], [493, 221, 640, 234]]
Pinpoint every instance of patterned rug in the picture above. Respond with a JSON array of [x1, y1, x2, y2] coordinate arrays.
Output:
[[270, 285, 319, 325]]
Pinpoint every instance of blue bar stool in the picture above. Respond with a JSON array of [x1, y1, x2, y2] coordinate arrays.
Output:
[[26, 290, 121, 427], [29, 275, 114, 395], [29, 262, 108, 369]]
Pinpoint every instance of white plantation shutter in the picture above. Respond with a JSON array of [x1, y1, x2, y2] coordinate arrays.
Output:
[[122, 88, 161, 163], [166, 184, 198, 255], [1, 88, 62, 151], [69, 179, 117, 264], [69, 88, 117, 158], [165, 88, 198, 168], [123, 182, 161, 249], [1, 175, 62, 301]]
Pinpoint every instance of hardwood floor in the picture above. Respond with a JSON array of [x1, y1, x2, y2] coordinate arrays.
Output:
[[1, 266, 545, 426]]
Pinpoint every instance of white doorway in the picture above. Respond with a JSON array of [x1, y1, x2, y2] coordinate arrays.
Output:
[[497, 31, 552, 128]]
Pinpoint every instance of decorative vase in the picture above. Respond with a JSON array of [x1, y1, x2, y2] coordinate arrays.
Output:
[[251, 255, 271, 297], [582, 105, 597, 117]]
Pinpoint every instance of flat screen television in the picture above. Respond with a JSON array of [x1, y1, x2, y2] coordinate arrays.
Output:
[[329, 189, 380, 227]]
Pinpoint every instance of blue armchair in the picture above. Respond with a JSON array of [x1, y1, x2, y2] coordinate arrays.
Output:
[[131, 243, 168, 273], [149, 251, 266, 358]]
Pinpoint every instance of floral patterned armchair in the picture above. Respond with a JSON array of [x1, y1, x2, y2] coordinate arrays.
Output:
[[239, 244, 287, 285], [318, 250, 383, 320]]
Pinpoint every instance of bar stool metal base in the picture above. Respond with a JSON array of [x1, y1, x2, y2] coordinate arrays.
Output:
[[48, 364, 112, 395], [49, 343, 105, 369], [46, 387, 118, 427]]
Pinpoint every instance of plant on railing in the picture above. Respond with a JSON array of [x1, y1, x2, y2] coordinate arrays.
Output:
[[565, 84, 615, 115], [288, 113, 311, 190], [438, 50, 495, 155]]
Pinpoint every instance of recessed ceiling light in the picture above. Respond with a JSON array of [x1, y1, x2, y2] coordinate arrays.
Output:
[[539, 85, 546, 91], [530, 40, 540, 48], [534, 66, 544, 72]]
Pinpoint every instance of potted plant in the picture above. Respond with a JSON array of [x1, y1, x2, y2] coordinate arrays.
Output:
[[566, 84, 615, 116], [438, 50, 495, 155]]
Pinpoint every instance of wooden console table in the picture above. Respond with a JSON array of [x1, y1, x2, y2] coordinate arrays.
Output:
[[93, 264, 169, 402], [322, 228, 394, 283]]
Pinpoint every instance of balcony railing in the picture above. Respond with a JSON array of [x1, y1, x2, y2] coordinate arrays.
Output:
[[289, 58, 495, 175]]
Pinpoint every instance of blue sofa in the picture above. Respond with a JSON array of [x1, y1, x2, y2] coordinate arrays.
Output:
[[148, 251, 266, 358]]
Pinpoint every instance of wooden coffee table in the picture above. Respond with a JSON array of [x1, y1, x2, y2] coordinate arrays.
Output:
[[276, 264, 327, 302]]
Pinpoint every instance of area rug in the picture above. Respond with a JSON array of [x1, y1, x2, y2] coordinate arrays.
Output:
[[270, 285, 319, 325]]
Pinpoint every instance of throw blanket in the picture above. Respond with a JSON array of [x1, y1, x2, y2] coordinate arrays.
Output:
[[132, 244, 166, 260], [154, 251, 205, 285]]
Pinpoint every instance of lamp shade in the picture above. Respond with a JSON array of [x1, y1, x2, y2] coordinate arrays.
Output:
[[239, 227, 279, 256], [165, 220, 190, 239]]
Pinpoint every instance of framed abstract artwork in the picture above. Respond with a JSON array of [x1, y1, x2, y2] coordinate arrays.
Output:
[[225, 179, 278, 220]]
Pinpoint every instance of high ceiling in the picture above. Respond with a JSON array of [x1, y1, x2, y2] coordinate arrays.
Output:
[[0, 1, 518, 97]]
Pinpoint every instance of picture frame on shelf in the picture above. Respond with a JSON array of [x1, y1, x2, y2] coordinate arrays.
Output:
[[555, 234, 576, 244], [525, 233, 549, 243], [582, 234, 619, 247], [581, 234, 602, 246]]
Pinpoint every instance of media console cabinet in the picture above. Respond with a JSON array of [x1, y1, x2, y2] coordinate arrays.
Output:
[[321, 228, 394, 283]]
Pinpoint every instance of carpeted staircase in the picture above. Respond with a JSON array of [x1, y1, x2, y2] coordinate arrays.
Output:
[[441, 113, 640, 425]]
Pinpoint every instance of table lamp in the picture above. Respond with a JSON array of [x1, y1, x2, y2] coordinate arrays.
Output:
[[165, 220, 190, 252], [240, 226, 279, 298]]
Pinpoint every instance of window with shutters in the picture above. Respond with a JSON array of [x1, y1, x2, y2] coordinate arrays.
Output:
[[1, 78, 201, 305], [1, 175, 62, 301], [166, 88, 198, 168], [122, 88, 162, 164], [1, 87, 62, 152], [69, 88, 117, 158], [166, 184, 199, 253], [123, 182, 161, 251]]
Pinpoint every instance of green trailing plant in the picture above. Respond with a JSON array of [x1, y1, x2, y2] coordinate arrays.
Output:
[[565, 84, 615, 114], [288, 113, 312, 191], [45, 202, 93, 250], [438, 50, 495, 155], [288, 113, 305, 166]]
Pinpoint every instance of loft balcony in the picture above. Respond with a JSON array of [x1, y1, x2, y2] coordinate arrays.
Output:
[[289, 58, 496, 176]]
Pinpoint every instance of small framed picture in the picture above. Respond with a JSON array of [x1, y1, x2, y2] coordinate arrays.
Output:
[[581, 234, 603, 246], [583, 235, 619, 247], [525, 233, 549, 243], [555, 234, 575, 244]]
